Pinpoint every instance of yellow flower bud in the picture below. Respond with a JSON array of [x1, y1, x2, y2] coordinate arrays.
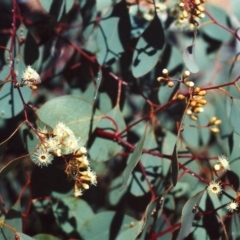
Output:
[[190, 114, 198, 121], [214, 119, 222, 125], [185, 81, 195, 87], [157, 77, 165, 82], [210, 127, 220, 133], [193, 87, 201, 94], [168, 81, 174, 88], [198, 90, 207, 96], [162, 69, 169, 77], [182, 70, 190, 79], [177, 94, 185, 100]]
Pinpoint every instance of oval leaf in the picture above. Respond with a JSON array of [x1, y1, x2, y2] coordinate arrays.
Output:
[[132, 14, 165, 77], [122, 124, 148, 189], [183, 44, 199, 73], [177, 190, 205, 240], [36, 95, 103, 144], [171, 143, 178, 186], [96, 1, 130, 66], [230, 98, 240, 135], [89, 105, 126, 162]]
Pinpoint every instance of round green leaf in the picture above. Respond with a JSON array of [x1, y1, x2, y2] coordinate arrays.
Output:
[[89, 105, 126, 162], [202, 4, 232, 42], [80, 211, 137, 240], [132, 15, 165, 77], [36, 95, 103, 145]]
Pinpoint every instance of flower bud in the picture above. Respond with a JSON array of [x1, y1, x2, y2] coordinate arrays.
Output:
[[210, 127, 220, 133], [185, 81, 194, 87], [190, 114, 198, 121], [182, 70, 190, 79], [177, 94, 185, 100], [162, 69, 168, 77], [168, 81, 174, 88], [198, 90, 207, 96]]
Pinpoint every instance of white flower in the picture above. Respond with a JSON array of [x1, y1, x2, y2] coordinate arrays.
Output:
[[53, 122, 74, 138], [87, 168, 97, 186], [74, 184, 83, 197], [45, 137, 59, 152], [218, 155, 230, 171], [21, 65, 41, 87], [62, 135, 80, 154], [207, 181, 222, 195], [227, 201, 238, 212], [32, 148, 53, 167]]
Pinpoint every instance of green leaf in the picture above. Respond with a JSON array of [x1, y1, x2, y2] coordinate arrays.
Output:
[[230, 211, 240, 239], [116, 221, 143, 240], [0, 64, 32, 119], [183, 44, 199, 73], [36, 95, 103, 145], [231, 0, 240, 22], [89, 105, 126, 162], [65, 0, 75, 13], [34, 234, 59, 240], [0, 200, 22, 240], [108, 176, 128, 206], [15, 232, 35, 240], [137, 197, 164, 240], [96, 1, 130, 66], [122, 124, 148, 189], [79, 211, 137, 240], [171, 143, 178, 186], [202, 4, 232, 42], [130, 130, 162, 196], [230, 98, 240, 135], [132, 14, 165, 77], [51, 193, 94, 234], [177, 190, 205, 240]]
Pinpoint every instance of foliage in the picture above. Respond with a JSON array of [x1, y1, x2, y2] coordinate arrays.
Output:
[[0, 0, 240, 239]]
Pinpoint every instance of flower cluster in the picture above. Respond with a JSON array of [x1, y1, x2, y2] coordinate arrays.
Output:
[[185, 87, 208, 121], [170, 0, 205, 30], [32, 122, 97, 197], [20, 65, 41, 90]]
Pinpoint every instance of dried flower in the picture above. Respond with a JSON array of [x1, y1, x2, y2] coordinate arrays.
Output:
[[207, 181, 222, 195], [227, 201, 238, 212], [32, 148, 53, 167]]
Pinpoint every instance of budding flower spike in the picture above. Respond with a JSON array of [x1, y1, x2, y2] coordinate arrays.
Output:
[[227, 201, 238, 212], [21, 65, 41, 89], [207, 180, 222, 196]]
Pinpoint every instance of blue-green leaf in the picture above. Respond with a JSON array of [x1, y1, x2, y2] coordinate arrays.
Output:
[[202, 4, 232, 43], [0, 200, 22, 240], [80, 211, 138, 240], [15, 232, 35, 240], [89, 105, 126, 162], [0, 63, 32, 119], [96, 1, 130, 66], [122, 124, 148, 189], [171, 143, 178, 186], [51, 192, 94, 234], [230, 98, 240, 135], [132, 14, 165, 77], [34, 234, 59, 240], [183, 44, 199, 73], [177, 190, 205, 240], [36, 95, 103, 144]]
